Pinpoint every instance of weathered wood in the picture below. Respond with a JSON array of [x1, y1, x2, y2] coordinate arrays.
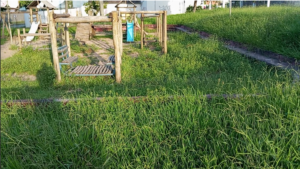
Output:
[[141, 13, 144, 49], [65, 24, 71, 57], [55, 16, 111, 23], [7, 10, 12, 44], [1, 14, 5, 38], [143, 14, 159, 18], [30, 8, 33, 23], [20, 33, 51, 36], [65, 0, 68, 14], [57, 46, 68, 53], [112, 11, 121, 83], [163, 11, 167, 54], [119, 14, 123, 64], [120, 11, 164, 14], [72, 66, 80, 73], [47, 8, 50, 24], [36, 13, 39, 22], [159, 14, 162, 43], [53, 13, 70, 19], [134, 8, 136, 38], [49, 11, 61, 81], [61, 56, 78, 63], [18, 29, 22, 49], [58, 51, 69, 59], [23, 28, 27, 45], [60, 28, 64, 44]]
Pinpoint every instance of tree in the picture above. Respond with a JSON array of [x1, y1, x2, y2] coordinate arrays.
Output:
[[19, 1, 32, 8], [193, 0, 197, 13], [84, 0, 106, 16]]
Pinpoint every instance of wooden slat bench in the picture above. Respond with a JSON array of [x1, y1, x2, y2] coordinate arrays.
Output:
[[58, 45, 78, 73], [58, 45, 114, 77], [68, 65, 114, 76]]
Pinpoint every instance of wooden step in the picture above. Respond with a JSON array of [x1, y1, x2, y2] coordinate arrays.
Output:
[[69, 65, 113, 75]]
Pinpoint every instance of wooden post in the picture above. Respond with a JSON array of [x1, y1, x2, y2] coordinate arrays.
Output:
[[49, 11, 61, 81], [30, 8, 33, 23], [162, 11, 167, 54], [23, 28, 27, 46], [141, 13, 144, 49], [156, 16, 159, 38], [112, 11, 121, 83], [134, 7, 136, 38], [47, 8, 50, 24], [7, 9, 12, 44], [65, 24, 71, 57], [119, 12, 123, 64], [17, 29, 22, 49], [159, 13, 162, 44], [1, 14, 5, 38], [99, 0, 104, 16], [60, 28, 63, 44], [36, 13, 39, 23], [65, 0, 68, 14]]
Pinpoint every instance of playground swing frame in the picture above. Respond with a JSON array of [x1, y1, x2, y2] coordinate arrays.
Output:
[[49, 10, 167, 83]]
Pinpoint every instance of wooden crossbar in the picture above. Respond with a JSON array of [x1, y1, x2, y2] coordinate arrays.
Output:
[[57, 46, 68, 53], [58, 51, 69, 59], [55, 16, 112, 23], [20, 33, 51, 36], [120, 11, 164, 14]]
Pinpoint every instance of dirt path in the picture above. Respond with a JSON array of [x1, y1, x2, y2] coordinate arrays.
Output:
[[1, 39, 18, 60]]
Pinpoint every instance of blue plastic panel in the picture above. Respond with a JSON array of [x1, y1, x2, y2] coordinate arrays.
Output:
[[127, 21, 134, 42]]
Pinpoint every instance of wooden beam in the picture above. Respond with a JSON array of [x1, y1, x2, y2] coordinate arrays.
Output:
[[18, 29, 22, 49], [159, 13, 162, 44], [49, 11, 61, 81], [53, 13, 70, 19], [134, 8, 136, 38], [30, 8, 33, 23], [141, 13, 144, 49], [20, 33, 51, 36], [65, 24, 71, 57], [47, 8, 50, 24], [143, 15, 159, 18], [119, 14, 123, 64], [7, 9, 12, 44], [112, 11, 121, 83], [163, 11, 167, 54], [1, 14, 5, 38], [23, 28, 27, 46], [120, 11, 164, 14], [54, 16, 111, 23], [65, 0, 68, 14]]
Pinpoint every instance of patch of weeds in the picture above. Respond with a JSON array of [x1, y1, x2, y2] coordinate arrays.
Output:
[[9, 44, 18, 50]]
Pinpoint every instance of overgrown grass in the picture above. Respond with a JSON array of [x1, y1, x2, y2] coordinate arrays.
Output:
[[1, 32, 294, 100], [2, 85, 300, 168], [146, 6, 300, 59]]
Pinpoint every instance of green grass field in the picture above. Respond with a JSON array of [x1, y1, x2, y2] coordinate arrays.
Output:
[[145, 6, 300, 60], [1, 6, 300, 168]]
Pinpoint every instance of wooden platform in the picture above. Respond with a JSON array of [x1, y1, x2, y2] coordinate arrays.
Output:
[[68, 65, 114, 76]]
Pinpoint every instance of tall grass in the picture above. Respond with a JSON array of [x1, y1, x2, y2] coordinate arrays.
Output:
[[1, 83, 300, 168], [146, 6, 300, 59], [1, 33, 293, 100]]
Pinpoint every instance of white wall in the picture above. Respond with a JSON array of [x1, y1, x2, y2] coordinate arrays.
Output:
[[141, 0, 203, 15]]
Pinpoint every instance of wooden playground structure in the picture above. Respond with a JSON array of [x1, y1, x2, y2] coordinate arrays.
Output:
[[49, 10, 168, 83]]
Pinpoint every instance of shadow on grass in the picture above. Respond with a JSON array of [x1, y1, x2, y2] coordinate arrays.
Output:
[[36, 63, 56, 89]]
